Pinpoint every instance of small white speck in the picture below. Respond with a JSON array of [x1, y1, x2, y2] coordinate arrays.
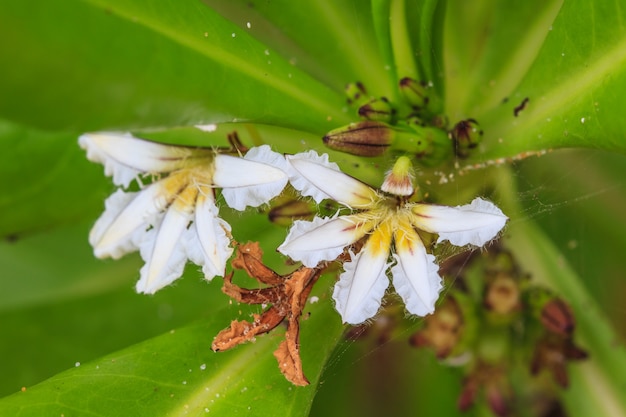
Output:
[[241, 387, 248, 393], [182, 381, 187, 385], [232, 33, 236, 38], [204, 32, 208, 37], [205, 408, 210, 413], [561, 52, 565, 56], [200, 364, 207, 371], [195, 124, 217, 132], [246, 22, 251, 29], [215, 393, 220, 398], [75, 362, 81, 367], [264, 49, 270, 56], [309, 296, 319, 304], [581, 117, 585, 123], [546, 117, 551, 122]]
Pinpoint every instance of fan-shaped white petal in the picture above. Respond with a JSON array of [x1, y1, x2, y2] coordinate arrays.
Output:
[[412, 198, 508, 246]]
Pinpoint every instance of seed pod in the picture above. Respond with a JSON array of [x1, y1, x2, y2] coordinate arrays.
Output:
[[323, 120, 394, 156], [358, 97, 395, 123], [451, 119, 483, 158], [399, 77, 429, 109]]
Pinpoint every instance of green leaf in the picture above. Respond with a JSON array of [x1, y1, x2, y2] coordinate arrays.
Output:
[[446, 0, 626, 160], [444, 0, 563, 118], [205, 0, 394, 97], [0, 0, 348, 133], [0, 273, 345, 417], [0, 119, 108, 237]]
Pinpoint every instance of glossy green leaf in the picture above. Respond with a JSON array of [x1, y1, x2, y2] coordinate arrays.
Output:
[[0, 272, 344, 417], [205, 0, 393, 97], [0, 0, 348, 133], [0, 119, 109, 237], [445, 0, 626, 160]]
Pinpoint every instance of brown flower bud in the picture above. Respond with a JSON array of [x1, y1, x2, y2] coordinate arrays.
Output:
[[268, 199, 316, 227], [540, 298, 575, 337], [323, 120, 394, 156], [484, 275, 521, 316]]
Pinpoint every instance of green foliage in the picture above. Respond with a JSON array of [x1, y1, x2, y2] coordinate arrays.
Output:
[[0, 0, 625, 416]]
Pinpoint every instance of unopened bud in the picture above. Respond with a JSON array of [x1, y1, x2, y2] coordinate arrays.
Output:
[[484, 276, 521, 316], [358, 97, 395, 122], [399, 77, 429, 109], [323, 120, 393, 156], [451, 119, 483, 158], [345, 81, 368, 106], [268, 197, 316, 227], [409, 297, 464, 359], [540, 298, 575, 337]]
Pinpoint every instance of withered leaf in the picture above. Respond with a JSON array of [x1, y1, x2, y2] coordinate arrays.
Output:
[[212, 242, 325, 386]]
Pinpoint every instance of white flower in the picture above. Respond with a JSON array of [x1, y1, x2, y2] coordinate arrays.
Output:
[[279, 153, 508, 324], [79, 132, 288, 294]]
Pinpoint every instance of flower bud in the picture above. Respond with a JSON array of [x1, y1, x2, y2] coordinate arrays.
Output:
[[540, 298, 575, 337], [268, 197, 316, 227], [409, 297, 464, 359], [484, 275, 521, 317], [399, 77, 429, 109], [345, 81, 368, 106], [323, 120, 394, 156], [358, 97, 395, 122], [450, 119, 483, 158]]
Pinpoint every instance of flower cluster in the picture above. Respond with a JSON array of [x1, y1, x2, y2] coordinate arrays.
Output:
[[79, 132, 288, 294], [81, 133, 507, 324]]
